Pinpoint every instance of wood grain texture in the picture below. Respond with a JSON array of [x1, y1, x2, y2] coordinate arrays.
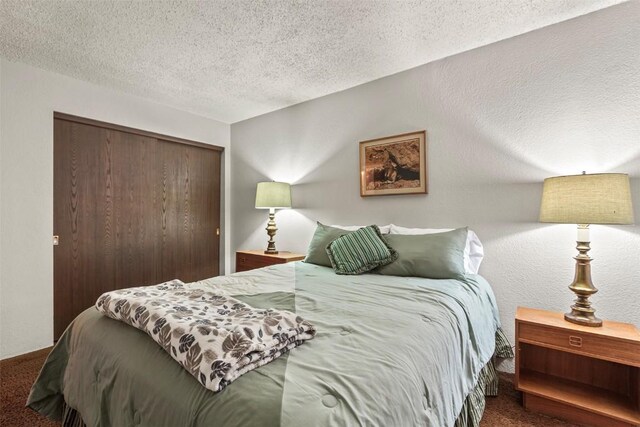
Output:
[[54, 120, 106, 339], [156, 141, 220, 283], [519, 343, 635, 395], [53, 112, 223, 152], [54, 117, 222, 340], [235, 250, 305, 272], [515, 307, 640, 427], [518, 321, 640, 367], [103, 130, 158, 290], [516, 307, 640, 343], [523, 394, 636, 427]]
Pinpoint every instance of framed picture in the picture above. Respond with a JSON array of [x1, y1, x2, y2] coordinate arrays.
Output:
[[359, 130, 427, 197]]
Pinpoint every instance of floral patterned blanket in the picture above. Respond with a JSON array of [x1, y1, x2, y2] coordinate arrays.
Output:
[[95, 279, 316, 392]]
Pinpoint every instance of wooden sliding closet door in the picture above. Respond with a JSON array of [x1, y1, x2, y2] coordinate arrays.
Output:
[[156, 141, 221, 283], [54, 114, 222, 340]]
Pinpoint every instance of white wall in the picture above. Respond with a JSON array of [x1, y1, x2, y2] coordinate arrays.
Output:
[[231, 2, 640, 371], [0, 59, 231, 359]]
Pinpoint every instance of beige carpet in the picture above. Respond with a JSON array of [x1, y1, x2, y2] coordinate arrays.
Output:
[[1, 348, 575, 426]]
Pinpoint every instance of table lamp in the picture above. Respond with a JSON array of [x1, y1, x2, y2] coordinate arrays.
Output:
[[539, 172, 634, 327], [255, 181, 292, 254]]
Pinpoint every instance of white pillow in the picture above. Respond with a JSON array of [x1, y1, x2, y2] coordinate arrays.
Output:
[[388, 224, 484, 274], [330, 224, 391, 234]]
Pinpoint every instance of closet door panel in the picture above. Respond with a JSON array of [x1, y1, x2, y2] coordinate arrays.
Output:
[[156, 141, 182, 283], [54, 120, 106, 339], [189, 148, 220, 280], [156, 142, 220, 283], [54, 121, 160, 339], [208, 150, 221, 279], [98, 129, 158, 290]]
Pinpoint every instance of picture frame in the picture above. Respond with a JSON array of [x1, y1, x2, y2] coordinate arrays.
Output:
[[359, 130, 427, 197]]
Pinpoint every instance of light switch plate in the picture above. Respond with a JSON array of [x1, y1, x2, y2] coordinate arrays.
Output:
[[53, 235, 59, 246]]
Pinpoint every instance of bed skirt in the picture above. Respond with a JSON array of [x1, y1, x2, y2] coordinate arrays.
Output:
[[455, 329, 514, 427], [59, 330, 514, 427]]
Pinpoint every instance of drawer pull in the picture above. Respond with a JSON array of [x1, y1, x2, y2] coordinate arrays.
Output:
[[568, 335, 582, 347]]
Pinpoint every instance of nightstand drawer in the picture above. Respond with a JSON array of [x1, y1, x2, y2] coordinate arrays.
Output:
[[236, 256, 279, 272], [519, 322, 640, 366]]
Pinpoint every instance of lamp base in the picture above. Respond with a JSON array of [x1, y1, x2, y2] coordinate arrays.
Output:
[[264, 209, 278, 255], [564, 310, 602, 327], [564, 227, 602, 328]]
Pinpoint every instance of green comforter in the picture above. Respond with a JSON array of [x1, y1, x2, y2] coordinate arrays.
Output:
[[29, 262, 503, 426]]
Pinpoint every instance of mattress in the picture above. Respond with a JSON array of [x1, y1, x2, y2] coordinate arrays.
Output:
[[29, 261, 506, 426]]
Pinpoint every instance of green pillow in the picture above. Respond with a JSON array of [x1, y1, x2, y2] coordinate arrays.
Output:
[[326, 225, 398, 275], [377, 227, 468, 279], [304, 222, 353, 267]]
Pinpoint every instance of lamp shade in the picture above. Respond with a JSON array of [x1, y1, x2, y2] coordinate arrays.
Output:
[[539, 173, 634, 225], [255, 181, 292, 209]]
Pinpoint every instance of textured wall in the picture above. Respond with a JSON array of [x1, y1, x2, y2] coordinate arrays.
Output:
[[0, 59, 230, 358], [231, 3, 640, 371]]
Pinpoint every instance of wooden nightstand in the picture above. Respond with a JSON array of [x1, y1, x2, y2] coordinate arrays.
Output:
[[235, 250, 305, 273], [515, 307, 640, 427]]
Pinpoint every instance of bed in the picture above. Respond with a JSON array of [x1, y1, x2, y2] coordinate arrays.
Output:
[[28, 261, 512, 427]]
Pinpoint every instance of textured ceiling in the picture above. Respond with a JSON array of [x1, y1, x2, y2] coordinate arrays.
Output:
[[0, 0, 624, 123]]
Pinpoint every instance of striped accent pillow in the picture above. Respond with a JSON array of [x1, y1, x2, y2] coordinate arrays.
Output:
[[326, 225, 398, 275]]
